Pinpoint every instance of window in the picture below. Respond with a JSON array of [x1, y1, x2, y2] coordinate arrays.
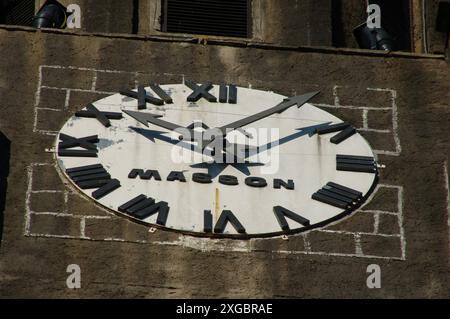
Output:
[[0, 0, 35, 26], [162, 0, 251, 38]]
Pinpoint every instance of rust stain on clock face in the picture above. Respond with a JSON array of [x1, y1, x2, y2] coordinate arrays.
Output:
[[215, 187, 220, 222]]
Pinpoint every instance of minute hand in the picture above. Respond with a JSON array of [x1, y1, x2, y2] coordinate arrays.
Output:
[[216, 91, 320, 135]]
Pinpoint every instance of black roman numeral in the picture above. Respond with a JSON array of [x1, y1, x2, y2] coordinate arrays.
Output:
[[184, 81, 238, 104], [273, 206, 310, 231], [118, 194, 169, 225], [219, 84, 228, 103], [228, 84, 238, 104], [336, 154, 377, 173], [58, 133, 99, 157], [121, 84, 174, 108], [316, 122, 350, 134], [92, 180, 121, 200], [204, 210, 213, 233], [75, 104, 122, 127], [185, 80, 217, 102], [316, 122, 357, 144], [120, 88, 164, 107], [330, 126, 356, 144], [219, 84, 238, 104], [312, 182, 362, 209], [204, 210, 246, 234], [137, 85, 147, 110], [66, 164, 121, 199], [149, 84, 173, 104]]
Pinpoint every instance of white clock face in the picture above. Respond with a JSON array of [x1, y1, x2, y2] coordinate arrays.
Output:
[[56, 83, 378, 238]]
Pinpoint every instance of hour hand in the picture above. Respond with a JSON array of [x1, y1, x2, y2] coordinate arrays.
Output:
[[124, 110, 193, 139]]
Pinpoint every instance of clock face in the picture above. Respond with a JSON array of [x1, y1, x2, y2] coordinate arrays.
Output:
[[56, 82, 378, 238]]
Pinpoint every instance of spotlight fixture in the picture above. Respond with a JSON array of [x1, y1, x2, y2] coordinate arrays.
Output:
[[353, 22, 395, 51], [32, 0, 69, 29]]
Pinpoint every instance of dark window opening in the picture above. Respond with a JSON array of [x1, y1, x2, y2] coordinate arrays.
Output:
[[368, 0, 412, 51], [0, 0, 35, 26], [132, 0, 140, 34], [331, 0, 412, 52], [162, 0, 251, 38]]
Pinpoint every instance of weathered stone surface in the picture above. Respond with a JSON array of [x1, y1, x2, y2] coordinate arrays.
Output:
[[308, 231, 356, 255], [29, 192, 65, 213], [358, 131, 397, 153], [252, 235, 306, 252], [84, 217, 173, 243], [68, 91, 110, 110], [0, 25, 448, 298], [326, 212, 376, 233], [336, 87, 393, 108], [378, 214, 401, 235], [35, 108, 69, 132], [367, 109, 393, 131], [362, 187, 399, 212], [29, 214, 80, 237], [31, 165, 65, 191], [95, 72, 137, 93], [38, 88, 67, 110], [66, 193, 110, 217], [360, 234, 402, 258], [41, 68, 94, 90]]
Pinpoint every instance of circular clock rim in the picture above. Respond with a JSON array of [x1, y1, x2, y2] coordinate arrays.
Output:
[[54, 84, 380, 240]]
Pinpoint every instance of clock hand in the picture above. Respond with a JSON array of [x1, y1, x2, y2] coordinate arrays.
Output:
[[218, 91, 319, 133], [236, 128, 253, 139], [252, 122, 333, 154], [126, 91, 319, 152], [123, 110, 195, 139], [202, 91, 320, 148], [233, 122, 333, 162], [132, 125, 253, 166], [131, 127, 205, 158]]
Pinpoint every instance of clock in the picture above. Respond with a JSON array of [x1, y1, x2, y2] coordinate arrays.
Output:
[[55, 81, 378, 238]]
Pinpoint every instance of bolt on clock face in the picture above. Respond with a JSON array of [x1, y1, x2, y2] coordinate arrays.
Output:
[[56, 82, 378, 238]]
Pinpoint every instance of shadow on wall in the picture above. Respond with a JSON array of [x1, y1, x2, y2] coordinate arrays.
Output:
[[0, 131, 10, 247]]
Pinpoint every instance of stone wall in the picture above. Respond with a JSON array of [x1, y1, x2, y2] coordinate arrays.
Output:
[[0, 27, 448, 297]]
